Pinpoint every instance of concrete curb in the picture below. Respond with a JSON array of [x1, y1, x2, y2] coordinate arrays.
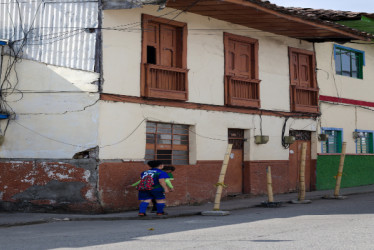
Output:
[[1, 187, 374, 228]]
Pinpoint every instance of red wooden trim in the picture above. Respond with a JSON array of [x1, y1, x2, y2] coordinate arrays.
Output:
[[319, 95, 374, 108], [100, 93, 318, 118]]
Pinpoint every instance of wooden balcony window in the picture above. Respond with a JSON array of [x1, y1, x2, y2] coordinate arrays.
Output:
[[224, 33, 260, 108], [289, 47, 319, 113], [290, 86, 319, 113], [226, 76, 261, 108], [144, 64, 188, 100], [141, 14, 188, 101]]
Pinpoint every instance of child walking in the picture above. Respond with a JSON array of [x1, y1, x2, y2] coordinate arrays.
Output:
[[137, 160, 169, 216], [150, 165, 175, 213]]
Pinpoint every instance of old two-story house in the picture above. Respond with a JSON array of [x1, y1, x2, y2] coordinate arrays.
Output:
[[0, 0, 372, 212]]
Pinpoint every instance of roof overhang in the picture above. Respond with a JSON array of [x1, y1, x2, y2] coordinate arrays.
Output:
[[102, 0, 373, 42], [165, 0, 372, 42]]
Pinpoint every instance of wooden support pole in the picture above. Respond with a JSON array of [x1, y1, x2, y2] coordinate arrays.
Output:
[[266, 166, 274, 203], [298, 142, 307, 201], [213, 144, 233, 211], [334, 142, 347, 197]]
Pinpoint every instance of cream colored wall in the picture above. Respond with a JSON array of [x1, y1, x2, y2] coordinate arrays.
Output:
[[318, 102, 374, 154], [316, 42, 374, 154], [316, 42, 374, 101], [0, 57, 100, 158], [102, 6, 314, 111], [99, 102, 316, 161]]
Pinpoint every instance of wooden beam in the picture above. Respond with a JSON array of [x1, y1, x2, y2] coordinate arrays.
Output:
[[223, 0, 370, 41]]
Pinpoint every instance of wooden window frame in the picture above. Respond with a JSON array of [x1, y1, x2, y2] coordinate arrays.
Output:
[[321, 127, 343, 153], [288, 47, 319, 114], [145, 121, 189, 165], [141, 14, 188, 101], [224, 33, 261, 108], [334, 44, 364, 79]]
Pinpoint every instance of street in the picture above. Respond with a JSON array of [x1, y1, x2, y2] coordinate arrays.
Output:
[[1, 193, 373, 250]]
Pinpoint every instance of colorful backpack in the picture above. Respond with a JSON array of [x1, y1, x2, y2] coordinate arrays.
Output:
[[137, 172, 156, 191]]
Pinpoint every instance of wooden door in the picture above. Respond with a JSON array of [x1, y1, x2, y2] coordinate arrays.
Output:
[[226, 129, 244, 194], [288, 131, 312, 192]]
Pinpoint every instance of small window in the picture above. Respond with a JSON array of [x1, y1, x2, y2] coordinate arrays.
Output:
[[334, 45, 364, 79], [321, 128, 343, 153], [355, 130, 374, 154], [145, 121, 189, 165]]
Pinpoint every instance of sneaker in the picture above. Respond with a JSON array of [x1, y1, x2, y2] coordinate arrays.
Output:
[[138, 213, 146, 217]]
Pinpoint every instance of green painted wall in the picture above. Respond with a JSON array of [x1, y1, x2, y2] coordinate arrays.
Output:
[[316, 155, 374, 190]]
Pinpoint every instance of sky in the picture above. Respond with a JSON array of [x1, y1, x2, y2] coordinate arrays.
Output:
[[268, 0, 374, 13]]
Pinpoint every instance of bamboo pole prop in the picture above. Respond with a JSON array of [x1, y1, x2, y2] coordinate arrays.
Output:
[[266, 166, 274, 202], [298, 142, 307, 201], [334, 142, 347, 197], [213, 144, 233, 211]]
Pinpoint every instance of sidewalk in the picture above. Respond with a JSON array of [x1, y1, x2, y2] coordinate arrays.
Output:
[[1, 185, 374, 227]]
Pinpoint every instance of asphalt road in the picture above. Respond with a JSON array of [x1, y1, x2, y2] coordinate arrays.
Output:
[[1, 193, 373, 250]]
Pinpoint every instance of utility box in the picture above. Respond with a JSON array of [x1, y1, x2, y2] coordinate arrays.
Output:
[[318, 134, 329, 141], [255, 135, 269, 144], [284, 136, 295, 144]]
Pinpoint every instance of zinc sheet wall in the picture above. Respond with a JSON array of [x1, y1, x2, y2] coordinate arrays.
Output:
[[0, 0, 98, 72]]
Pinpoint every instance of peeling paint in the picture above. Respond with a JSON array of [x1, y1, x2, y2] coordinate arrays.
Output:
[[21, 178, 35, 185], [85, 189, 95, 200], [83, 170, 91, 182], [55, 173, 71, 180]]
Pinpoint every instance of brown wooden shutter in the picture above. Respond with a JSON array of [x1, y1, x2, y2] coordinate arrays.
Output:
[[290, 51, 299, 86], [160, 24, 177, 67], [226, 39, 252, 79], [224, 33, 260, 108], [145, 21, 159, 64], [298, 54, 311, 88], [288, 47, 319, 113]]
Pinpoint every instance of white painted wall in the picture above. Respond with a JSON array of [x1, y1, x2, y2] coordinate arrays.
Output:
[[99, 101, 316, 161], [0, 57, 100, 158], [100, 6, 318, 162]]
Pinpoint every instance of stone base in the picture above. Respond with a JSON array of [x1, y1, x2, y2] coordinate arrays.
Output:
[[260, 201, 282, 208], [290, 199, 312, 204], [322, 195, 347, 200], [201, 210, 230, 216]]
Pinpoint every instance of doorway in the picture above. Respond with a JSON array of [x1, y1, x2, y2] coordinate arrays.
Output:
[[226, 129, 245, 194], [289, 130, 312, 192]]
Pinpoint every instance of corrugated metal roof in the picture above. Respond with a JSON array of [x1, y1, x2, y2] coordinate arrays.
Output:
[[0, 0, 98, 72]]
